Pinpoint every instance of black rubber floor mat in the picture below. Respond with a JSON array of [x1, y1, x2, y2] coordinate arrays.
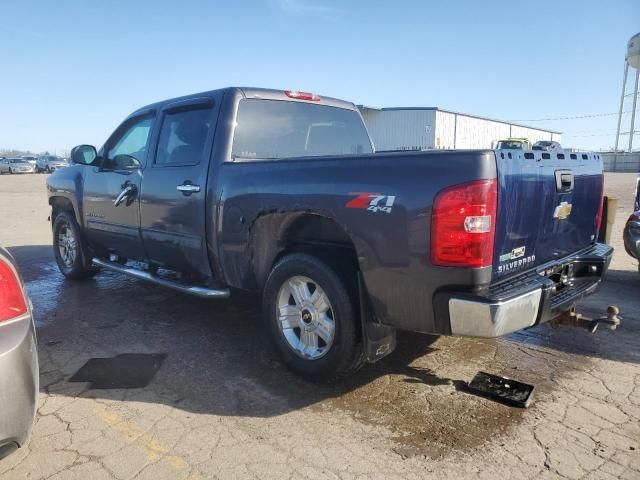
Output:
[[69, 353, 167, 389]]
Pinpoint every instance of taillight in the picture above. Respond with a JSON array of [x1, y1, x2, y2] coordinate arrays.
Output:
[[595, 176, 605, 234], [431, 179, 498, 268], [0, 255, 27, 322], [284, 90, 321, 101]]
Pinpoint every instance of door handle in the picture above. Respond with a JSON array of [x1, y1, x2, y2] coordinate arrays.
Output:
[[176, 183, 201, 195], [114, 184, 136, 206]]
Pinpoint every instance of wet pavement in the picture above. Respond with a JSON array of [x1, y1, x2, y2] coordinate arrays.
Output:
[[0, 173, 639, 479]]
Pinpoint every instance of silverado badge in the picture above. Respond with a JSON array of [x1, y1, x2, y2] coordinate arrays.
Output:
[[553, 201, 572, 220]]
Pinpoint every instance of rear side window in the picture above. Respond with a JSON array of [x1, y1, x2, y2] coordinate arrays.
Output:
[[155, 108, 211, 166], [232, 99, 373, 160]]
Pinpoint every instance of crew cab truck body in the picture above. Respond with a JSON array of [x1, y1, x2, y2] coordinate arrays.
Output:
[[47, 87, 612, 380]]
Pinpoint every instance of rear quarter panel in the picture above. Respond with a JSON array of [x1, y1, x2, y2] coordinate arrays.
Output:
[[217, 150, 497, 333]]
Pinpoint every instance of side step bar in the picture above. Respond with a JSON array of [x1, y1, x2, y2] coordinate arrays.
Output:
[[92, 258, 230, 299]]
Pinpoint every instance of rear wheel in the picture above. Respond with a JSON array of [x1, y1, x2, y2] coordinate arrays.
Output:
[[263, 253, 364, 382], [52, 211, 98, 279]]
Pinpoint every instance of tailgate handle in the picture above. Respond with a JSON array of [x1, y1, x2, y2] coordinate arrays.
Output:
[[555, 170, 574, 192]]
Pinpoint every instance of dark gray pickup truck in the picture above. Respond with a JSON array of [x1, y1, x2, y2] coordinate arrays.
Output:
[[47, 87, 612, 381]]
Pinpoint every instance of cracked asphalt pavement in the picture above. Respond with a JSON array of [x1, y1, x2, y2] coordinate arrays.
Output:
[[0, 172, 638, 479]]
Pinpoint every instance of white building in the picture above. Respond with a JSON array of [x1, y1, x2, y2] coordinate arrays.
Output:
[[359, 106, 561, 151]]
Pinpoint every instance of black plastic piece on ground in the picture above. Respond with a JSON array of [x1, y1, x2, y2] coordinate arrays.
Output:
[[69, 353, 167, 389], [466, 371, 535, 408]]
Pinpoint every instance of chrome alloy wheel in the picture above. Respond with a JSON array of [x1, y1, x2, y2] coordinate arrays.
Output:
[[276, 275, 336, 360], [58, 225, 77, 268]]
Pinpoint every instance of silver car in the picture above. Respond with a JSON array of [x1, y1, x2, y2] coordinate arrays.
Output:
[[36, 156, 68, 174], [0, 158, 36, 174], [0, 248, 38, 459]]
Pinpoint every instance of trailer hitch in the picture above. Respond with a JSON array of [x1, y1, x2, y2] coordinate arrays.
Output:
[[551, 306, 621, 333]]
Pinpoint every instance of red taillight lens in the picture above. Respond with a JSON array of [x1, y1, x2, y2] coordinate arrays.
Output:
[[0, 256, 27, 322], [284, 90, 321, 101], [431, 179, 498, 268], [595, 176, 605, 234]]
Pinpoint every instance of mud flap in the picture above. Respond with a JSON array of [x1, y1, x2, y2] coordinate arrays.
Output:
[[358, 272, 396, 363]]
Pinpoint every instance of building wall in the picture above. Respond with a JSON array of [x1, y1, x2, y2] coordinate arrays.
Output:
[[360, 109, 436, 151], [452, 114, 511, 149], [361, 108, 561, 151], [434, 111, 456, 149]]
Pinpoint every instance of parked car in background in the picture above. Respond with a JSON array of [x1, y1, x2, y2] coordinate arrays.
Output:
[[47, 87, 611, 381], [623, 175, 640, 273], [0, 158, 35, 174], [20, 156, 37, 166], [532, 140, 562, 151], [0, 248, 38, 459], [36, 155, 68, 173], [495, 137, 531, 149]]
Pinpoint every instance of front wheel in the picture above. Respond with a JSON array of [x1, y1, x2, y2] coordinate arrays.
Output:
[[52, 211, 98, 280], [263, 253, 364, 382]]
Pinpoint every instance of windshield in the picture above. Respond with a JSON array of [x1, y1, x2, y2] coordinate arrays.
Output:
[[10, 159, 25, 163], [497, 141, 524, 149], [232, 99, 373, 160], [536, 141, 552, 147]]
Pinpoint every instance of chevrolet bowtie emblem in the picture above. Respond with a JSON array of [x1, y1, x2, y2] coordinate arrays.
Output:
[[553, 201, 572, 220]]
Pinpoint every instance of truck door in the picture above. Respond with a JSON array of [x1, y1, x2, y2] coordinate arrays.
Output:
[[82, 112, 156, 260], [139, 97, 217, 282]]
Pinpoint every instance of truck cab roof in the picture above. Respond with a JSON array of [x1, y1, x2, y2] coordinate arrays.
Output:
[[129, 87, 359, 120]]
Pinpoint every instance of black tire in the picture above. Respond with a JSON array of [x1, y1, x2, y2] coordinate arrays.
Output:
[[263, 253, 365, 382], [52, 211, 99, 280]]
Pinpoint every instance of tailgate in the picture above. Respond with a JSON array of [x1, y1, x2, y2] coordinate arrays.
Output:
[[493, 150, 603, 280]]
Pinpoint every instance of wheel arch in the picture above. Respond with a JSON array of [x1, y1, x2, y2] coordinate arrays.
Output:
[[49, 196, 79, 226], [250, 212, 360, 291]]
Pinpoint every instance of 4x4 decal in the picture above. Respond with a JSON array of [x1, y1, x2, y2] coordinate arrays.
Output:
[[346, 193, 396, 214]]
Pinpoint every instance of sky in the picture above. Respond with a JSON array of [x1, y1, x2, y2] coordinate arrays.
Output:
[[0, 0, 638, 153]]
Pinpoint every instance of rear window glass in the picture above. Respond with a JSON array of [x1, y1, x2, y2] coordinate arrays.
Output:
[[232, 99, 373, 160], [155, 108, 211, 166]]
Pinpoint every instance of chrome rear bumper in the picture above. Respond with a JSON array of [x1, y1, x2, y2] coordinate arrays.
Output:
[[443, 243, 613, 338], [449, 289, 541, 337]]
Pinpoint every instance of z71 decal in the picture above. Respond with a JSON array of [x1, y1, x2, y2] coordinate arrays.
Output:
[[346, 193, 396, 214]]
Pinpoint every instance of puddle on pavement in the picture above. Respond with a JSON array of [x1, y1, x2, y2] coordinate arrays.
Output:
[[25, 262, 146, 328], [318, 332, 587, 459], [69, 353, 167, 389]]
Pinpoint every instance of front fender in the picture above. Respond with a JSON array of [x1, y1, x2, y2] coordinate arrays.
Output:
[[46, 165, 85, 225]]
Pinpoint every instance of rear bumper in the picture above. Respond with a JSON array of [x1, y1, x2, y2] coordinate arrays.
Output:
[[436, 243, 613, 338], [0, 314, 39, 457]]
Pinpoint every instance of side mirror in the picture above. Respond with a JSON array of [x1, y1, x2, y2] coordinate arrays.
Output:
[[71, 145, 98, 165]]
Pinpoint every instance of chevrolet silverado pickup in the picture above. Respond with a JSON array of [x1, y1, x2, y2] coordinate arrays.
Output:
[[47, 87, 612, 381]]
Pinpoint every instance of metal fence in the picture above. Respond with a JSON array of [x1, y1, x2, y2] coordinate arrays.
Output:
[[602, 153, 640, 172]]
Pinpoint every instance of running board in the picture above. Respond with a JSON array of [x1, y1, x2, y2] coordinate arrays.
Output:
[[92, 258, 230, 299]]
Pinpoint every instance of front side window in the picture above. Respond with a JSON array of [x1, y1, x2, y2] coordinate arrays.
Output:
[[232, 99, 373, 160], [105, 115, 155, 169], [155, 108, 211, 166]]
